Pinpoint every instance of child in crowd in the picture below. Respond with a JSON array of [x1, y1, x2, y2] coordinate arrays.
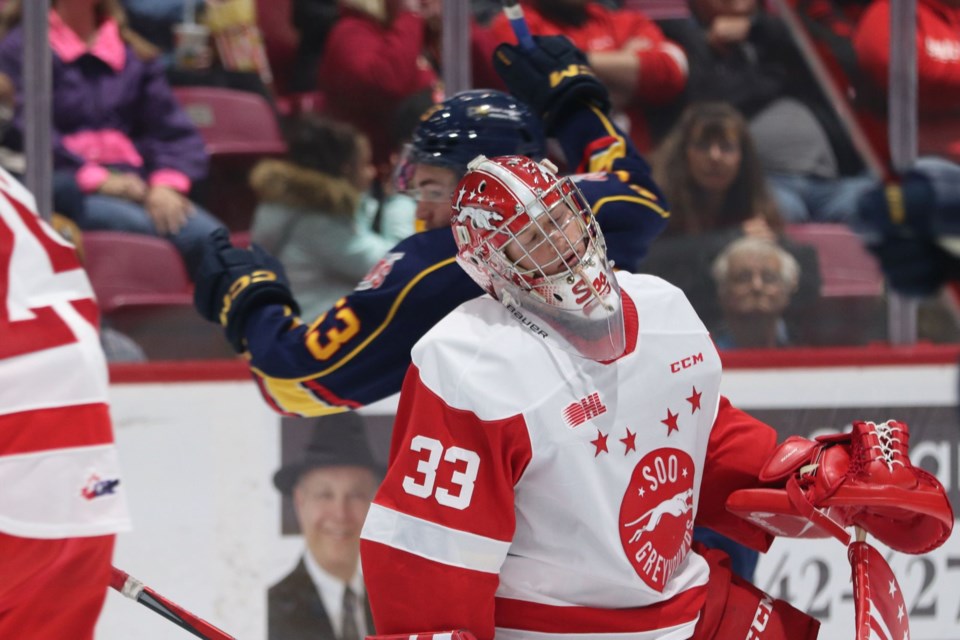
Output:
[[250, 114, 414, 322]]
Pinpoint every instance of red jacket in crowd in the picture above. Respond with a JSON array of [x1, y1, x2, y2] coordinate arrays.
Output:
[[854, 0, 960, 161], [319, 6, 501, 169]]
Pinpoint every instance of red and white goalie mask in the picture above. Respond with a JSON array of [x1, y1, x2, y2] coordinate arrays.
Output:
[[451, 155, 626, 361]]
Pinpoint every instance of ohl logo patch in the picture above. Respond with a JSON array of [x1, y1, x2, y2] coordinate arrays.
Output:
[[618, 448, 695, 592]]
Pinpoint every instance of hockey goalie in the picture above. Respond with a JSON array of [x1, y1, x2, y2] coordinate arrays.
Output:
[[358, 152, 954, 640]]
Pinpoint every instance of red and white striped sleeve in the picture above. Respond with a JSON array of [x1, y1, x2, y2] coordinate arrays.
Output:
[[361, 365, 533, 640]]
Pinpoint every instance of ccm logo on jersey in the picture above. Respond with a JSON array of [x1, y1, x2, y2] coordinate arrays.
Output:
[[670, 352, 703, 373], [745, 594, 775, 639], [563, 392, 607, 428]]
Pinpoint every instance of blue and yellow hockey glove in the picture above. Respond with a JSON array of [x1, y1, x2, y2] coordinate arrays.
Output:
[[193, 228, 299, 352], [493, 35, 610, 133]]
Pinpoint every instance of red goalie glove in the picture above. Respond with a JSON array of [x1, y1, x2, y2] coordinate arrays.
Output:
[[727, 420, 953, 554]]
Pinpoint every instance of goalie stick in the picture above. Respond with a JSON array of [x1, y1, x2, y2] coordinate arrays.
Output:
[[109, 566, 237, 640]]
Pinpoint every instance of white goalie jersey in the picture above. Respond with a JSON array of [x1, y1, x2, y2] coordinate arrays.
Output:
[[360, 272, 775, 639], [0, 168, 130, 538]]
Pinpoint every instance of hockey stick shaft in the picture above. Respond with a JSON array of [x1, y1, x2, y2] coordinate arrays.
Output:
[[110, 566, 237, 640], [501, 0, 536, 51]]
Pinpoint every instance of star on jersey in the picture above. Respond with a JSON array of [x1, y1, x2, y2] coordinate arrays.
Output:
[[661, 409, 680, 435], [686, 387, 701, 413], [591, 430, 609, 456], [888, 579, 898, 599], [620, 428, 637, 454]]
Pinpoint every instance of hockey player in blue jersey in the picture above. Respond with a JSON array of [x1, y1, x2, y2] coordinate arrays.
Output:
[[194, 37, 671, 417]]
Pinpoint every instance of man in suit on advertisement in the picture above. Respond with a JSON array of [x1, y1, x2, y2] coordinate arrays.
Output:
[[268, 412, 383, 640]]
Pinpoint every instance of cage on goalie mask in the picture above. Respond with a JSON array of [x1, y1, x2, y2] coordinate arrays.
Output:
[[451, 155, 626, 361]]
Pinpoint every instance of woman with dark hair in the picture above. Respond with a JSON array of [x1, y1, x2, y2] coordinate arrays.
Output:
[[0, 0, 221, 276], [644, 101, 821, 343], [653, 101, 782, 238], [249, 114, 414, 322]]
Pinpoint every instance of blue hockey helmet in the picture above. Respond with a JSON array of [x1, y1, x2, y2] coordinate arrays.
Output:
[[399, 90, 546, 187]]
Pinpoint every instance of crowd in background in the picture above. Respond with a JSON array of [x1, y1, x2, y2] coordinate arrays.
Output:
[[2, 0, 960, 352]]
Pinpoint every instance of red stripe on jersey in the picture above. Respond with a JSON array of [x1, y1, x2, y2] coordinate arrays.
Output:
[[252, 374, 300, 418], [362, 539, 499, 640], [0, 403, 114, 455], [303, 378, 362, 409], [494, 586, 706, 633], [577, 135, 619, 174], [70, 298, 100, 330], [374, 367, 532, 542]]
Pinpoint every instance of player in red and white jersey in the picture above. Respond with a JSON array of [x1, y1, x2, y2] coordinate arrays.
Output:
[[0, 167, 130, 639], [360, 156, 952, 639], [360, 155, 811, 639]]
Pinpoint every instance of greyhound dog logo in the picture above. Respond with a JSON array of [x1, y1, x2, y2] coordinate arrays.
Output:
[[624, 489, 694, 542], [455, 205, 503, 231], [619, 448, 695, 592]]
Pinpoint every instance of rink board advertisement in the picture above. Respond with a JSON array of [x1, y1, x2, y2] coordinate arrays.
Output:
[[95, 360, 960, 640]]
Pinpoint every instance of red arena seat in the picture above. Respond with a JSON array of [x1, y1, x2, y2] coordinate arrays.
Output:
[[174, 86, 288, 231], [82, 231, 234, 359]]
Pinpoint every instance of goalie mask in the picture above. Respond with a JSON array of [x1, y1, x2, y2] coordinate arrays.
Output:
[[451, 155, 626, 361]]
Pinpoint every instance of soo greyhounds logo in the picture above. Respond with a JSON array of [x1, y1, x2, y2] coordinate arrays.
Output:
[[619, 449, 695, 592]]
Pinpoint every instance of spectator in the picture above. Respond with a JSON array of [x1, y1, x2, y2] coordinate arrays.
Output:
[[0, 0, 224, 277], [654, 102, 782, 238], [854, 0, 960, 164], [317, 0, 499, 172], [656, 0, 875, 223], [249, 115, 414, 321], [0, 70, 146, 361], [269, 413, 381, 640], [288, 0, 339, 92], [489, 0, 689, 154], [711, 236, 801, 349], [645, 102, 819, 338]]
